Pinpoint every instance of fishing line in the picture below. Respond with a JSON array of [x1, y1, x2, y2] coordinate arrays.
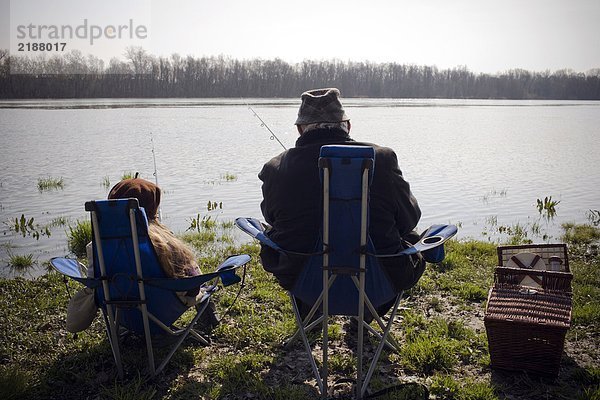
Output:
[[150, 132, 162, 221]]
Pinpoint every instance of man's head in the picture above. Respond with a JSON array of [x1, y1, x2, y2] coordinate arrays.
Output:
[[108, 178, 161, 220], [295, 88, 350, 135]]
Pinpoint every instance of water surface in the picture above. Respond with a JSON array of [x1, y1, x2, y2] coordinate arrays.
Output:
[[1, 98, 599, 276]]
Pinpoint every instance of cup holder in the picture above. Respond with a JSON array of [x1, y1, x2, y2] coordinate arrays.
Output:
[[422, 235, 443, 245]]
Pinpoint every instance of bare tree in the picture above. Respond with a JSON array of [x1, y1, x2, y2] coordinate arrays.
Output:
[[1, 48, 599, 99]]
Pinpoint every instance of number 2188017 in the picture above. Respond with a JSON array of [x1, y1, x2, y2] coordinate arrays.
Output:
[[17, 42, 67, 52]]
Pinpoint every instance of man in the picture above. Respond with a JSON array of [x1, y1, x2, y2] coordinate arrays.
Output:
[[258, 88, 424, 310]]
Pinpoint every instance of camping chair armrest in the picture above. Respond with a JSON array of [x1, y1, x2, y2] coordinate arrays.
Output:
[[235, 217, 283, 252], [145, 254, 251, 291], [50, 257, 101, 288], [371, 224, 458, 263], [216, 254, 251, 286], [234, 217, 325, 257]]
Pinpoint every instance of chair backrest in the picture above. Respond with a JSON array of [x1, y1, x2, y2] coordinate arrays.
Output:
[[291, 145, 396, 315], [86, 199, 187, 334]]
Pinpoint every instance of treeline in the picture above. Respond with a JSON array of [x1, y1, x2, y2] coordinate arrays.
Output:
[[1, 48, 599, 99]]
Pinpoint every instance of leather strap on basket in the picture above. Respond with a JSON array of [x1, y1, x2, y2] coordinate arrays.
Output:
[[509, 254, 544, 286]]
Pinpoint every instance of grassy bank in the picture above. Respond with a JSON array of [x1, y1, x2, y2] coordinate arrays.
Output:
[[0, 225, 598, 399]]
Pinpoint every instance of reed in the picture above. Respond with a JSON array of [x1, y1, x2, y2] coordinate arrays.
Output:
[[67, 220, 92, 258], [101, 175, 111, 189], [121, 171, 135, 180], [221, 172, 238, 182], [7, 253, 36, 273], [37, 176, 64, 191]]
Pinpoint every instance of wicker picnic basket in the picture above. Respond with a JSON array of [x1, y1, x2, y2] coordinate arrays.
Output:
[[484, 244, 573, 377]]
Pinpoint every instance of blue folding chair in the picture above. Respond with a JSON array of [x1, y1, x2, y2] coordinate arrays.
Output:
[[51, 198, 250, 378], [236, 145, 457, 398]]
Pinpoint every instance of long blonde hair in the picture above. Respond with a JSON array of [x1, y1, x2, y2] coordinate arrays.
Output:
[[107, 178, 200, 279], [148, 220, 200, 278]]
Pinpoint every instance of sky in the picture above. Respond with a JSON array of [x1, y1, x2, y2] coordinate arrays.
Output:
[[1, 0, 599, 74]]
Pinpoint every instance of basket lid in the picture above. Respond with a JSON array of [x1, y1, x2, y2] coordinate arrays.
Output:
[[506, 252, 546, 288], [485, 286, 572, 328]]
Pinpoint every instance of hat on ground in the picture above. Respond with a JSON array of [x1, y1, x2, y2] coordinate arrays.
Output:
[[108, 178, 161, 220], [295, 88, 349, 125]]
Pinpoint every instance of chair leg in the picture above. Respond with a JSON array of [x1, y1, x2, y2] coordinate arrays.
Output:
[[361, 292, 402, 350], [152, 300, 212, 375], [102, 308, 124, 379], [139, 304, 156, 376], [361, 320, 399, 352], [284, 278, 336, 348], [361, 293, 403, 398], [289, 294, 324, 395]]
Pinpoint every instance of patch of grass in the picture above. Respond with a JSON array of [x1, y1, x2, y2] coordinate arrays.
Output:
[[572, 366, 600, 400], [456, 282, 488, 302], [187, 214, 218, 232], [572, 282, 600, 327], [204, 352, 273, 397], [99, 374, 157, 400], [202, 350, 316, 400], [370, 382, 430, 400], [6, 252, 36, 273], [37, 176, 64, 191], [413, 272, 435, 294], [183, 230, 217, 244], [571, 259, 600, 327], [181, 231, 218, 257], [401, 335, 458, 375], [573, 366, 600, 386], [430, 374, 498, 400], [180, 230, 224, 260], [219, 233, 235, 244], [121, 171, 135, 180], [48, 216, 69, 227], [0, 366, 29, 400], [579, 387, 600, 400], [563, 225, 600, 328], [430, 373, 461, 398], [221, 172, 238, 181], [67, 220, 92, 258], [101, 175, 111, 189], [0, 273, 106, 389], [426, 240, 495, 303], [184, 214, 239, 258], [221, 220, 235, 229], [329, 353, 355, 375], [400, 313, 487, 375], [427, 296, 444, 312], [562, 223, 600, 250]]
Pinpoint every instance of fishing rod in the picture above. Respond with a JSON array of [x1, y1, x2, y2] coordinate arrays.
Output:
[[150, 132, 163, 222], [247, 104, 287, 150]]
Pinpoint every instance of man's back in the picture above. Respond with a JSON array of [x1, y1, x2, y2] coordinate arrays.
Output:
[[259, 126, 421, 290]]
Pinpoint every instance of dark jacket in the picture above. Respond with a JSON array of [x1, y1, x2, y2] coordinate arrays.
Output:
[[258, 127, 422, 290]]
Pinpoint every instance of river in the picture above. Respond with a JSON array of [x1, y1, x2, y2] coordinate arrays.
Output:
[[1, 98, 599, 277]]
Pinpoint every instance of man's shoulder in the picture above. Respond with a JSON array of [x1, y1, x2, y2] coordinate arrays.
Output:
[[259, 149, 293, 179], [259, 153, 281, 177]]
